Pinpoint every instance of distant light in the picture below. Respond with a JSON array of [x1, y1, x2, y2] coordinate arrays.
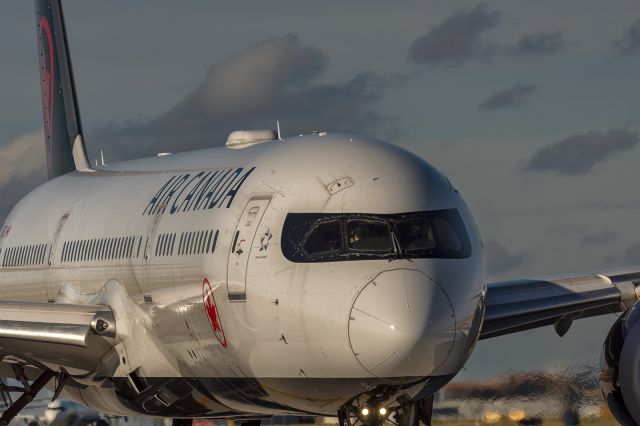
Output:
[[379, 407, 387, 416], [482, 411, 501, 423], [390, 325, 396, 330], [361, 408, 369, 416], [508, 409, 525, 421]]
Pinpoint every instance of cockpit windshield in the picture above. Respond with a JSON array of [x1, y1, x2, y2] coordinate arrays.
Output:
[[282, 209, 471, 262], [347, 219, 394, 253]]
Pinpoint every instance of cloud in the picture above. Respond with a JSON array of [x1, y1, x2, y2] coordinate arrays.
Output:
[[526, 129, 639, 175], [485, 240, 527, 275], [614, 19, 640, 55], [510, 32, 565, 56], [408, 4, 500, 67], [478, 83, 538, 111], [91, 34, 396, 161], [0, 130, 47, 224], [579, 230, 617, 246]]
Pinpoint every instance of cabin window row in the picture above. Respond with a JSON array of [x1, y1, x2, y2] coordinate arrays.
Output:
[[158, 229, 218, 257], [62, 236, 143, 263], [1, 244, 48, 268]]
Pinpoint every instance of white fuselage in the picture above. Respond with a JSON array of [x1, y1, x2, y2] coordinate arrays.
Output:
[[0, 135, 486, 417]]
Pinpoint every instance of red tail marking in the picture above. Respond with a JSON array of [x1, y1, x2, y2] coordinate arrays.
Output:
[[39, 16, 54, 139]]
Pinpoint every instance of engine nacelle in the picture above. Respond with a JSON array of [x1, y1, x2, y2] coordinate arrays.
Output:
[[601, 303, 640, 425]]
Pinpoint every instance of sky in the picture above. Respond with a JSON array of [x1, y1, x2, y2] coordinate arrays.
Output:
[[1, 1, 640, 383]]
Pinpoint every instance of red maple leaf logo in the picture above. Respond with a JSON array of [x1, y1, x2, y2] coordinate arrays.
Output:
[[202, 279, 227, 347]]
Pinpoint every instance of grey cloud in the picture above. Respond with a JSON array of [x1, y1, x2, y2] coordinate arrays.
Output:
[[485, 240, 527, 275], [526, 129, 639, 175], [579, 230, 617, 246], [0, 131, 47, 225], [91, 34, 396, 161], [614, 19, 640, 55], [510, 32, 565, 56], [478, 83, 538, 111], [409, 4, 500, 67]]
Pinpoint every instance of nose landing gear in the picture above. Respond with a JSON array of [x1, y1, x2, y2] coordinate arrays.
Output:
[[338, 395, 433, 426]]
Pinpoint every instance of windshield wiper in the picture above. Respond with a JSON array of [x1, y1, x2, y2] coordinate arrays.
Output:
[[389, 231, 406, 262]]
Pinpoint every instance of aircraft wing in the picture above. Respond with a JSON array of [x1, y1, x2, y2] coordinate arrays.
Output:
[[480, 269, 640, 340], [0, 301, 117, 375]]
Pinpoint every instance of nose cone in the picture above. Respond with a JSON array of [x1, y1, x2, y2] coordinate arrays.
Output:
[[348, 269, 456, 380]]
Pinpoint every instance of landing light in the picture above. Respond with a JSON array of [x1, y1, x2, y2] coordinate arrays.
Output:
[[508, 409, 525, 421], [389, 325, 396, 330], [361, 408, 369, 416], [379, 407, 387, 416], [482, 411, 501, 423]]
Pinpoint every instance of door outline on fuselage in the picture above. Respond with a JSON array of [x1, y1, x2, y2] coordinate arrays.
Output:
[[227, 196, 271, 301], [47, 212, 70, 300], [142, 205, 165, 298]]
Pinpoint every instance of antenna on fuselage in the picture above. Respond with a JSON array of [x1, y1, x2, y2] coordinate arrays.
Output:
[[95, 150, 105, 167], [276, 121, 283, 141]]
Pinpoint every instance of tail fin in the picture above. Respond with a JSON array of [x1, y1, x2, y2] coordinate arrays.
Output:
[[35, 0, 91, 178]]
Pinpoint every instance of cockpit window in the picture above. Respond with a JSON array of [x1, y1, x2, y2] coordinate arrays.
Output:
[[347, 220, 393, 253], [304, 220, 341, 256], [395, 216, 437, 251], [281, 209, 471, 263], [432, 216, 462, 253]]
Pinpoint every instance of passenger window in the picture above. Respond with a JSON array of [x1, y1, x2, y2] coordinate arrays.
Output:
[[347, 220, 393, 252], [199, 231, 205, 254], [205, 231, 212, 253], [211, 230, 219, 253], [246, 206, 260, 226], [303, 220, 341, 256]]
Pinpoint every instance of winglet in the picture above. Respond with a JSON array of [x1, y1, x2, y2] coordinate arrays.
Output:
[[35, 0, 92, 178]]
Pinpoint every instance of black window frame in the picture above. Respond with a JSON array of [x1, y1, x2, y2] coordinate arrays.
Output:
[[281, 209, 472, 263]]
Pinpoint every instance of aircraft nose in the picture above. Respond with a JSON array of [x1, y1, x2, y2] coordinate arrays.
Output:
[[348, 269, 456, 380]]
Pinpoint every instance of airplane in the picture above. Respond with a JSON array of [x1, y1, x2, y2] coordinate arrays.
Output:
[[0, 1, 638, 426]]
